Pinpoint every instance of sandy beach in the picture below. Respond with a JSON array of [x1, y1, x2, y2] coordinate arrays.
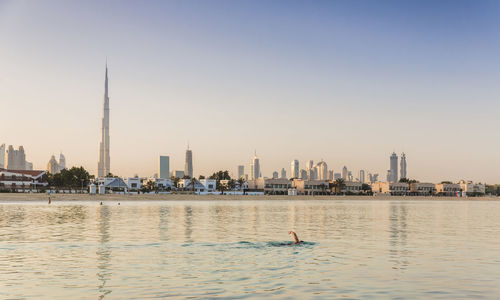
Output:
[[0, 193, 497, 202]]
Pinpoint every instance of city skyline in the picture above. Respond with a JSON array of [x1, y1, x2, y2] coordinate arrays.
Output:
[[1, 1, 500, 182]]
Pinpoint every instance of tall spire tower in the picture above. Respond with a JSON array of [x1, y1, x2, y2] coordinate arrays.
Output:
[[98, 63, 110, 177]]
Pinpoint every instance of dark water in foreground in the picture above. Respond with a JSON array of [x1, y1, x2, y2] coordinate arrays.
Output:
[[0, 200, 499, 299]]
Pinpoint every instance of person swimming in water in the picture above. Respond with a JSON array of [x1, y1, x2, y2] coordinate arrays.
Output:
[[288, 231, 303, 244]]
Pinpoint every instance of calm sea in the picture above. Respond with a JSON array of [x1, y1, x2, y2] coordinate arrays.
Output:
[[1, 199, 499, 299]]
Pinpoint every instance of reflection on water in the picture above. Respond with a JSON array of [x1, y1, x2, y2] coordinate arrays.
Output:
[[97, 205, 112, 299], [0, 200, 499, 299]]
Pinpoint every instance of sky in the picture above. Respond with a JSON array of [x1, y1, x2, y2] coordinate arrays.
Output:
[[1, 0, 500, 183]]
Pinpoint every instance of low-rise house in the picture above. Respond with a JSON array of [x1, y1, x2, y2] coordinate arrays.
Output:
[[371, 182, 409, 196], [199, 179, 217, 192], [435, 183, 461, 196], [178, 179, 217, 193], [341, 181, 363, 194], [264, 178, 292, 195], [247, 178, 266, 194], [459, 180, 485, 196], [96, 177, 128, 193], [292, 179, 330, 195], [144, 178, 174, 190], [410, 183, 436, 196], [124, 177, 142, 190], [0, 169, 48, 192], [219, 179, 248, 191]]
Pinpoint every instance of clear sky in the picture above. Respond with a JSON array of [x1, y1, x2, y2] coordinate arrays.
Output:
[[1, 0, 499, 182]]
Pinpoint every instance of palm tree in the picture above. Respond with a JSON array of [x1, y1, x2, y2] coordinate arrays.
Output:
[[190, 177, 199, 194], [146, 180, 155, 192], [237, 177, 245, 190], [333, 178, 345, 194]]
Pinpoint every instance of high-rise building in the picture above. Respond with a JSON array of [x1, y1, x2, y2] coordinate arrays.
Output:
[[348, 171, 353, 182], [58, 153, 66, 172], [400, 153, 407, 179], [390, 152, 398, 183], [174, 170, 185, 178], [0, 143, 5, 169], [328, 170, 334, 180], [291, 159, 299, 179], [159, 156, 170, 179], [317, 160, 328, 180], [342, 166, 348, 180], [47, 155, 59, 174], [300, 169, 307, 179], [359, 170, 365, 183], [272, 171, 279, 179], [98, 63, 111, 178], [251, 152, 260, 180], [306, 160, 314, 179], [280, 168, 286, 179], [6, 145, 27, 170], [238, 165, 245, 179], [334, 173, 341, 180], [312, 166, 319, 180], [185, 146, 193, 178]]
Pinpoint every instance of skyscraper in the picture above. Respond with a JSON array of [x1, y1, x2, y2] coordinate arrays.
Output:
[[185, 146, 193, 178], [400, 153, 407, 179], [98, 64, 110, 178], [251, 152, 260, 180], [306, 160, 314, 179], [291, 159, 299, 179], [47, 155, 59, 174], [272, 171, 279, 179], [359, 170, 365, 183], [58, 153, 66, 172], [280, 168, 286, 179], [342, 166, 348, 180], [0, 143, 5, 169], [6, 145, 27, 170], [159, 156, 170, 179], [237, 165, 245, 179], [390, 152, 398, 183], [317, 160, 328, 180], [300, 169, 308, 179]]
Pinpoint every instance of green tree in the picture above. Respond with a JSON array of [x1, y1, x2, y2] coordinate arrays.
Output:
[[361, 183, 372, 195], [332, 178, 345, 194], [209, 170, 232, 193], [189, 177, 200, 194], [171, 176, 180, 188], [47, 166, 91, 192], [400, 178, 418, 184], [237, 177, 246, 191]]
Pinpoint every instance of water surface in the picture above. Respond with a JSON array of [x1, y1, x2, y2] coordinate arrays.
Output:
[[1, 199, 499, 299]]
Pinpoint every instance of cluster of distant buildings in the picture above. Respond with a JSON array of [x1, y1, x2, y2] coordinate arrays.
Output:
[[0, 144, 33, 171], [241, 152, 379, 184], [0, 66, 488, 197]]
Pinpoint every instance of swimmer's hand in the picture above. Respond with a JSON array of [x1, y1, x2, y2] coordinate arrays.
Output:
[[288, 231, 303, 244]]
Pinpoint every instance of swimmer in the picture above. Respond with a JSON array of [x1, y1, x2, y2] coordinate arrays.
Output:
[[288, 231, 303, 244]]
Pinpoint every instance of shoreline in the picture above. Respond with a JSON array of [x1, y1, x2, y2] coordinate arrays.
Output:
[[0, 193, 498, 202]]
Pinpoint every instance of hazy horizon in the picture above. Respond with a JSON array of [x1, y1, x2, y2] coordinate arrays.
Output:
[[1, 0, 499, 183]]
